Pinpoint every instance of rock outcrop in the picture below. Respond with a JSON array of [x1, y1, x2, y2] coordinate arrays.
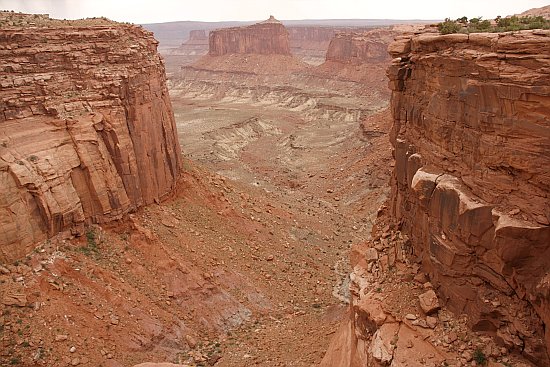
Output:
[[187, 16, 309, 76], [518, 5, 550, 19], [288, 26, 338, 53], [386, 30, 550, 365], [0, 13, 183, 262], [208, 15, 290, 56], [310, 28, 397, 95], [325, 29, 394, 64], [187, 29, 208, 43]]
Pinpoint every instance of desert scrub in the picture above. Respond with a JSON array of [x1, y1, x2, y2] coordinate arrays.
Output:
[[79, 227, 100, 257], [438, 15, 550, 34], [473, 348, 487, 365]]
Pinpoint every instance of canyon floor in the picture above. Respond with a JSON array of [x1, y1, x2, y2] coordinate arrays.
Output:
[[0, 65, 392, 366], [168, 83, 392, 366]]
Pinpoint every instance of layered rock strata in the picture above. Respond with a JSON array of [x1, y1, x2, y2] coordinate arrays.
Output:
[[288, 26, 339, 53], [310, 28, 397, 95], [208, 15, 291, 56], [187, 29, 208, 43], [171, 29, 209, 61], [326, 29, 394, 64], [387, 30, 550, 364], [0, 13, 183, 262]]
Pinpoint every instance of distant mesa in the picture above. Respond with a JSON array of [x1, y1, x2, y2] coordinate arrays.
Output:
[[187, 29, 208, 43], [325, 29, 395, 64], [208, 15, 291, 56], [518, 4, 550, 18], [306, 27, 399, 89]]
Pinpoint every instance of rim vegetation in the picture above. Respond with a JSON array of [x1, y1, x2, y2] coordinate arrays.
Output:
[[438, 15, 550, 34]]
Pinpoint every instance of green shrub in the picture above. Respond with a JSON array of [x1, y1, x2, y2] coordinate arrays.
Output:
[[438, 18, 462, 34], [437, 15, 550, 34], [473, 348, 487, 365], [79, 227, 99, 257]]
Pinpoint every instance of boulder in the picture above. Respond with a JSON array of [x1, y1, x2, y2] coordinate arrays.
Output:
[[418, 290, 440, 315]]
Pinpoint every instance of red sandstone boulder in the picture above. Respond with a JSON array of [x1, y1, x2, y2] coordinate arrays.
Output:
[[418, 290, 441, 315]]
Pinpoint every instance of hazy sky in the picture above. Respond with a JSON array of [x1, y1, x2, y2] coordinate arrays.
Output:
[[0, 0, 547, 23]]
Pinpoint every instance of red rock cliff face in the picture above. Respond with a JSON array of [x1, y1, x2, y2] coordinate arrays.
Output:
[[288, 26, 338, 52], [186, 29, 208, 45], [326, 29, 395, 64], [208, 16, 290, 56], [189, 29, 207, 41], [0, 17, 183, 262], [387, 30, 550, 364]]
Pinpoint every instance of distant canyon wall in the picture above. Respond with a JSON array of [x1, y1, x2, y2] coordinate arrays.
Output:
[[387, 30, 550, 364], [310, 28, 397, 91], [326, 29, 395, 64], [187, 29, 208, 43], [208, 17, 291, 56], [288, 26, 336, 53], [0, 20, 183, 261]]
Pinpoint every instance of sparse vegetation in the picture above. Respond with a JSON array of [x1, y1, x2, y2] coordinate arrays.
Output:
[[79, 227, 100, 257], [437, 19, 461, 35], [437, 15, 550, 34], [0, 11, 117, 28], [473, 348, 488, 365]]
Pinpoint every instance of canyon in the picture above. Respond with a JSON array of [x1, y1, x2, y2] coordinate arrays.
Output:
[[1, 8, 549, 367]]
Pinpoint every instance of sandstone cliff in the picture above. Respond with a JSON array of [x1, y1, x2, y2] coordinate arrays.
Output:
[[0, 13, 183, 262], [310, 28, 397, 96], [187, 29, 208, 44], [386, 30, 549, 364], [208, 15, 290, 56], [322, 29, 549, 367], [325, 29, 394, 64]]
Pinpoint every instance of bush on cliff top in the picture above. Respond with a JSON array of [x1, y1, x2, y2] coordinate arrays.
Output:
[[438, 15, 550, 34]]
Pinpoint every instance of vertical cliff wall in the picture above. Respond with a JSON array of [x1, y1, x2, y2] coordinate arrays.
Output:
[[387, 30, 550, 364], [310, 28, 397, 94], [187, 29, 208, 43], [0, 14, 183, 262], [208, 16, 290, 56], [325, 29, 394, 64]]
